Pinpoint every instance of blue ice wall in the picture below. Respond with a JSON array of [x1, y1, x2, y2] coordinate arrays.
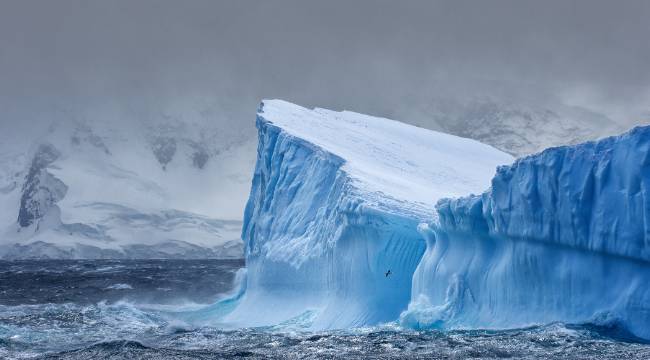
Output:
[[227, 114, 427, 328], [404, 126, 650, 339]]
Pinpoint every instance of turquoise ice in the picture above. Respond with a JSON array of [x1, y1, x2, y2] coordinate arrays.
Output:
[[226, 100, 512, 328], [404, 126, 650, 339], [228, 99, 650, 340]]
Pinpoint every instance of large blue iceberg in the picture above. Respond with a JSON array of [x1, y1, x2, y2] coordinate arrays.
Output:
[[404, 126, 650, 339], [226, 100, 512, 328], [227, 100, 650, 340]]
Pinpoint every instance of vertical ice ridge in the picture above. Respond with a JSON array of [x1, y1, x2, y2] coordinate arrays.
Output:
[[405, 125, 650, 340], [228, 100, 510, 329], [231, 112, 426, 328]]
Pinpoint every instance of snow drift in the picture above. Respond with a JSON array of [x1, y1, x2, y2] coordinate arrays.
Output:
[[226, 100, 512, 328], [403, 126, 650, 340]]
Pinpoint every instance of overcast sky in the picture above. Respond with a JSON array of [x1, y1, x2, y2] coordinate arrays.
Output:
[[1, 0, 648, 131]]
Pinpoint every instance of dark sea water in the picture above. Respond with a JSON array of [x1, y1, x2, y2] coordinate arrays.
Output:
[[1, 260, 649, 359]]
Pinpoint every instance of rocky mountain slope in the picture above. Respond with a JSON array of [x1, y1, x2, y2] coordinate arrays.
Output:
[[0, 117, 254, 259]]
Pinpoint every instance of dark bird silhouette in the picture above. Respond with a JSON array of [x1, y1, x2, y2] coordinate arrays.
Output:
[[385, 270, 391, 277]]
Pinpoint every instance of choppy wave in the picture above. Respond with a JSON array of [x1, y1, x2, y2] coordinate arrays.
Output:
[[1, 260, 649, 359], [2, 298, 650, 359]]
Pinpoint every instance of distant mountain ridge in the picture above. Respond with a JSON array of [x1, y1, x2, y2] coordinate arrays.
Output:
[[0, 117, 254, 259], [410, 97, 625, 156]]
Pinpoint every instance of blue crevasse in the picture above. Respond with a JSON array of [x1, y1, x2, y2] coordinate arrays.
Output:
[[403, 126, 650, 339]]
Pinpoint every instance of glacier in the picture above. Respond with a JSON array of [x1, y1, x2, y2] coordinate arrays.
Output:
[[225, 100, 513, 328], [403, 125, 650, 339]]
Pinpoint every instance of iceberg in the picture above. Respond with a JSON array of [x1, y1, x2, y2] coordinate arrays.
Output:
[[226, 100, 513, 328], [403, 126, 650, 339]]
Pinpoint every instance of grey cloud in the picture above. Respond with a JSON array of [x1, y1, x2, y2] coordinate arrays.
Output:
[[0, 0, 648, 129]]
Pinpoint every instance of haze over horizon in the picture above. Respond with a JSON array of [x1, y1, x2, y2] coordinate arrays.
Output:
[[1, 0, 649, 134]]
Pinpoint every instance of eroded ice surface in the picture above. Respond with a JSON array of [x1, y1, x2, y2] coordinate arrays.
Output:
[[226, 100, 512, 328], [0, 116, 253, 259], [403, 126, 650, 340]]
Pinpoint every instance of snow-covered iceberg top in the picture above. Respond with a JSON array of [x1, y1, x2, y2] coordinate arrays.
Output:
[[227, 100, 512, 328], [257, 99, 513, 216]]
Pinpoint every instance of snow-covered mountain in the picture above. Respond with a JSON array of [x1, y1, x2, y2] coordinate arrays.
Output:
[[408, 97, 625, 156], [0, 116, 254, 259]]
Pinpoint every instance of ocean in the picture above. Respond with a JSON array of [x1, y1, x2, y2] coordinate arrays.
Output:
[[1, 259, 648, 359]]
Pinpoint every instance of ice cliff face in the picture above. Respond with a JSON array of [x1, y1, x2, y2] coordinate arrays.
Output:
[[403, 126, 650, 339], [226, 100, 512, 328], [230, 100, 649, 339]]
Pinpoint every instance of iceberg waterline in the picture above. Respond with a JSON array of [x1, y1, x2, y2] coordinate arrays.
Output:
[[226, 100, 650, 340]]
